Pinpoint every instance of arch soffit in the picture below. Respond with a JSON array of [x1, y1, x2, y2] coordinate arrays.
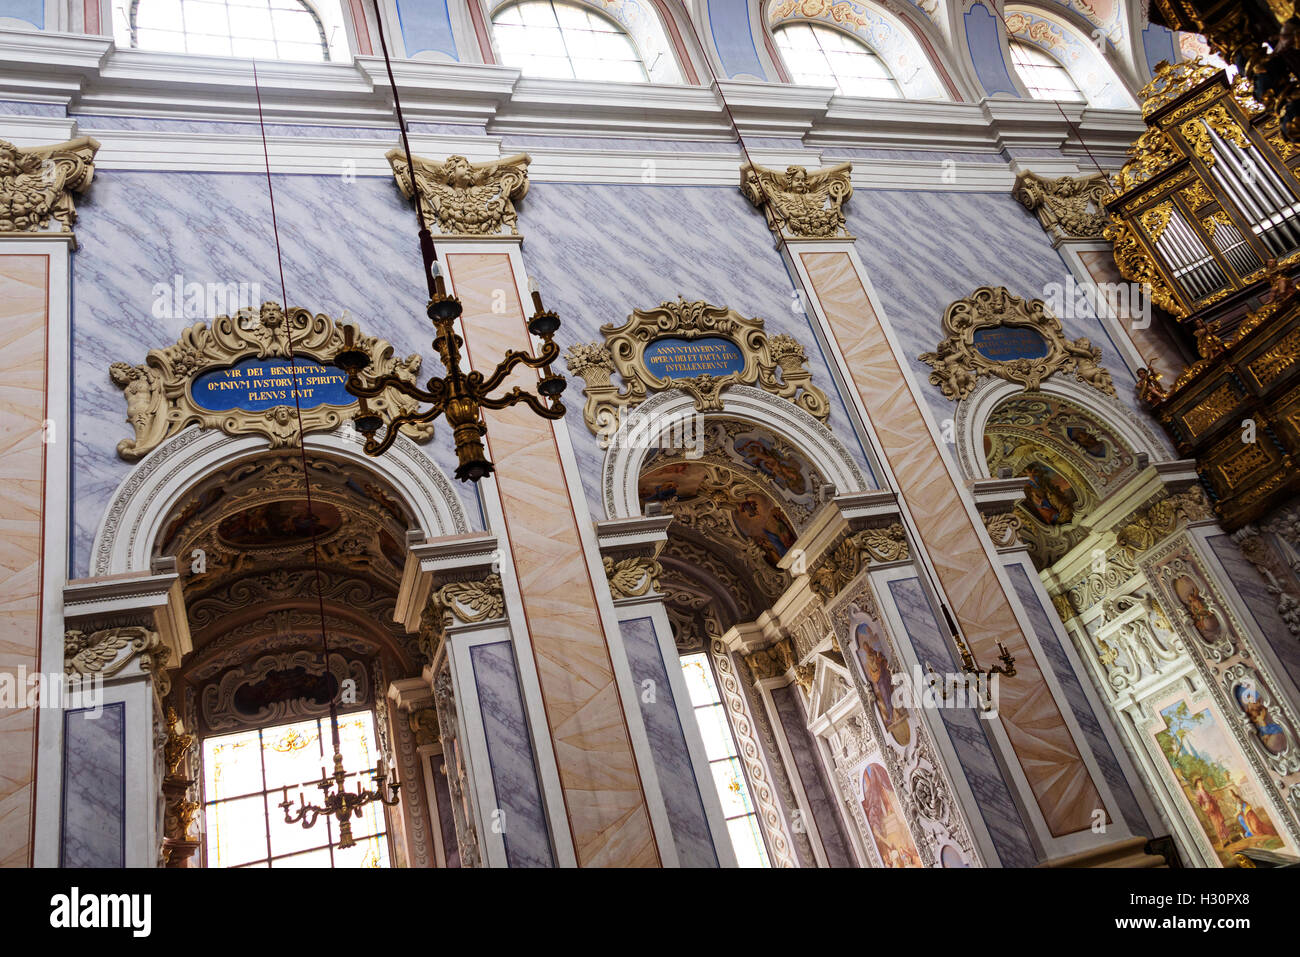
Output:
[[603, 385, 869, 519], [92, 427, 471, 577], [1003, 2, 1141, 105], [952, 374, 1169, 483]]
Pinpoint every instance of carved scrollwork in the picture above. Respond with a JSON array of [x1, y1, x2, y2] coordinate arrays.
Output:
[[740, 161, 853, 238], [0, 136, 99, 236], [742, 637, 797, 683], [809, 524, 909, 601], [1013, 171, 1111, 239], [64, 626, 170, 692], [565, 298, 829, 436], [110, 301, 434, 461], [920, 286, 1117, 401], [387, 150, 530, 236], [603, 555, 662, 599], [982, 511, 1023, 549]]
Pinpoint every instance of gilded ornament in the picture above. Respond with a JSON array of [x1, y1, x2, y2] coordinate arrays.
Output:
[[387, 151, 530, 236], [0, 136, 99, 237], [565, 298, 829, 436], [920, 286, 1116, 400], [603, 555, 662, 599], [1103, 218, 1183, 316], [1013, 171, 1111, 239], [743, 638, 797, 683], [740, 161, 853, 238], [163, 707, 196, 778], [809, 524, 908, 600], [110, 301, 433, 461], [1137, 60, 1223, 118]]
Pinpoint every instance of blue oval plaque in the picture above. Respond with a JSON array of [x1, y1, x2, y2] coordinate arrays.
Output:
[[971, 326, 1050, 362], [643, 336, 745, 380], [191, 356, 355, 413]]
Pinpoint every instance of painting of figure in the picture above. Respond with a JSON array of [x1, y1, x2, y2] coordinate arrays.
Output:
[[852, 615, 910, 747], [1020, 460, 1077, 525], [732, 494, 797, 566], [735, 437, 807, 495], [1173, 575, 1223, 643], [1234, 684, 1289, 754], [1152, 696, 1287, 865], [1066, 426, 1107, 458], [217, 500, 342, 547], [859, 761, 921, 868]]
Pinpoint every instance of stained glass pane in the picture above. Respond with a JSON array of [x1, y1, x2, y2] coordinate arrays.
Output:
[[727, 815, 771, 868], [204, 728, 264, 800], [205, 794, 269, 867], [680, 653, 718, 707], [333, 834, 391, 868], [695, 703, 736, 761]]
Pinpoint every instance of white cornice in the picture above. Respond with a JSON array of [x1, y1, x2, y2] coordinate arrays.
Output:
[[1, 29, 1143, 183]]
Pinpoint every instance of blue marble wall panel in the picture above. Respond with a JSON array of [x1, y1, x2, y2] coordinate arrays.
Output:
[[964, 3, 1020, 98], [846, 188, 1164, 446], [429, 751, 461, 867], [468, 640, 554, 867], [1207, 533, 1300, 690], [620, 616, 718, 867], [886, 576, 1037, 866], [61, 702, 125, 867], [770, 683, 855, 866], [395, 0, 459, 60], [1004, 562, 1149, 836], [516, 181, 877, 512], [69, 171, 484, 576]]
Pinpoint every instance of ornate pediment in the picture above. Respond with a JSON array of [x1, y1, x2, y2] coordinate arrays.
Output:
[[0, 136, 99, 240], [1013, 171, 1111, 240], [110, 301, 433, 461], [565, 297, 830, 438], [920, 286, 1117, 401], [740, 161, 853, 239], [387, 150, 530, 236]]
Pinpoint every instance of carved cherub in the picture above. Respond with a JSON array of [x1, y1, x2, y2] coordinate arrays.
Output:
[[109, 361, 164, 460], [742, 162, 852, 238], [390, 152, 530, 236], [0, 137, 98, 233], [1136, 367, 1168, 406]]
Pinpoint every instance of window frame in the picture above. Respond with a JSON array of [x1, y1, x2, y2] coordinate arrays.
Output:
[[489, 0, 653, 83], [122, 0, 333, 62], [771, 19, 904, 100], [1006, 36, 1088, 104]]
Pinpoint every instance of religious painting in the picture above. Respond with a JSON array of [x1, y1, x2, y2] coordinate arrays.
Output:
[[732, 493, 797, 566], [1065, 425, 1107, 458], [984, 393, 1135, 491], [849, 611, 910, 747], [1019, 460, 1077, 526], [160, 485, 226, 552], [1172, 574, 1224, 643], [857, 759, 921, 868], [1148, 692, 1288, 866], [1234, 684, 1289, 755], [217, 500, 343, 548], [734, 435, 808, 495]]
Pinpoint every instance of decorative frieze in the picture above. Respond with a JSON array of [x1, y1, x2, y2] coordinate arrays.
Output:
[[387, 150, 530, 236], [0, 136, 99, 239], [740, 161, 853, 239], [808, 523, 909, 602]]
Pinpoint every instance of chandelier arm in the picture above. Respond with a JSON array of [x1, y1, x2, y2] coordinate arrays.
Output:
[[343, 371, 448, 407], [475, 342, 561, 396], [480, 386, 566, 419], [362, 402, 446, 457]]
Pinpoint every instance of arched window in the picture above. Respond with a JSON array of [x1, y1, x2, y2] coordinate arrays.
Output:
[[492, 0, 652, 82], [1008, 38, 1085, 102], [773, 22, 902, 99], [117, 0, 335, 61]]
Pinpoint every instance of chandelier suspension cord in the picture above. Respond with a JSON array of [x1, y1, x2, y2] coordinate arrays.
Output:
[[250, 58, 341, 755], [673, 13, 1009, 673], [370, 0, 440, 299]]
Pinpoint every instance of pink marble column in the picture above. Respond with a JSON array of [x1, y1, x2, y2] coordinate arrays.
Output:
[[0, 254, 51, 867], [442, 249, 661, 867], [800, 249, 1107, 839]]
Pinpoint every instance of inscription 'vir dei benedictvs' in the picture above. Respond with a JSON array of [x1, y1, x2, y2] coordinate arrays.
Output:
[[191, 357, 353, 411]]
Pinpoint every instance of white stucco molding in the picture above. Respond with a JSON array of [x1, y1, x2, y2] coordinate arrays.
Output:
[[602, 384, 868, 519], [952, 374, 1171, 483], [92, 425, 470, 576]]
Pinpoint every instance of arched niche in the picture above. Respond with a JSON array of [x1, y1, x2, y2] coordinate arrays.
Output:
[[602, 384, 868, 521], [92, 427, 470, 577]]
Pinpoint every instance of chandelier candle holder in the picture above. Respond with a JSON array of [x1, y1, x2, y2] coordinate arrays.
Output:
[[278, 749, 401, 850], [333, 266, 566, 481]]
